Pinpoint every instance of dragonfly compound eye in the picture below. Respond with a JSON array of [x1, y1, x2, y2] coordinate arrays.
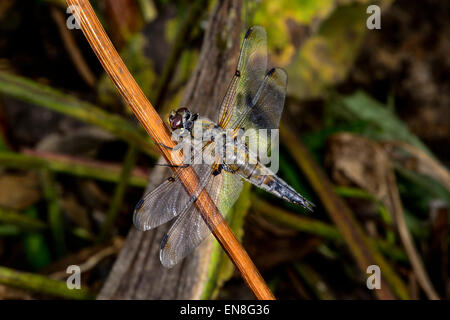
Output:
[[177, 107, 188, 114], [170, 114, 183, 130], [168, 110, 176, 122]]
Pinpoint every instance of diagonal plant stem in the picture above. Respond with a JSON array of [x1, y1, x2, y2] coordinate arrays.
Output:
[[294, 263, 335, 300], [0, 150, 148, 187], [0, 208, 47, 231], [252, 195, 407, 262], [0, 71, 159, 158], [0, 225, 21, 237], [95, 4, 207, 244], [383, 141, 450, 191], [51, 6, 96, 87], [97, 6, 203, 243], [66, 0, 274, 300], [280, 123, 410, 300], [0, 266, 94, 299], [0, 207, 95, 241], [384, 160, 439, 299]]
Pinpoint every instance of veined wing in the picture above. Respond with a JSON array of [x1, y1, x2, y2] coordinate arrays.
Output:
[[218, 26, 267, 129], [133, 175, 185, 231], [160, 171, 243, 268], [229, 67, 287, 132], [133, 149, 216, 231], [227, 67, 287, 156]]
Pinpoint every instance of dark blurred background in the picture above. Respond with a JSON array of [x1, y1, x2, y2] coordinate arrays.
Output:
[[0, 0, 448, 300]]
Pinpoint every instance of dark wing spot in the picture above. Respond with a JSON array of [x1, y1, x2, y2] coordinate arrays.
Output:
[[212, 164, 223, 176], [245, 27, 252, 39], [160, 233, 169, 250], [267, 68, 276, 76], [168, 177, 175, 182], [235, 69, 241, 77], [249, 102, 273, 128], [245, 93, 253, 108], [134, 199, 144, 211], [236, 92, 244, 107]]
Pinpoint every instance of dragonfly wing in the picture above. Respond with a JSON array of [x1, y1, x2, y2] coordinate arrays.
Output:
[[218, 26, 267, 128], [230, 67, 287, 154], [159, 197, 210, 268], [160, 171, 243, 268], [232, 67, 287, 131], [217, 171, 243, 222], [133, 175, 187, 231], [133, 160, 216, 231]]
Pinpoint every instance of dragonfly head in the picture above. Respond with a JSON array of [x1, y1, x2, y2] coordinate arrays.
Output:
[[169, 107, 199, 132]]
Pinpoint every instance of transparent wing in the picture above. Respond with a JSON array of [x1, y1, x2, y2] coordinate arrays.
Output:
[[227, 67, 287, 155], [133, 175, 186, 231], [216, 171, 244, 220], [218, 26, 267, 129], [160, 171, 243, 268], [230, 67, 287, 132], [133, 154, 216, 231]]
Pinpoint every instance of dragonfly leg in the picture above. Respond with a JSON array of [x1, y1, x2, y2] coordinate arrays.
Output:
[[156, 142, 174, 150], [212, 164, 223, 176], [157, 141, 187, 151], [172, 142, 186, 151], [155, 163, 190, 168]]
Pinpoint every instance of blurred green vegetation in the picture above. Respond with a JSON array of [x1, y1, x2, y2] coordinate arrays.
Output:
[[0, 0, 448, 300]]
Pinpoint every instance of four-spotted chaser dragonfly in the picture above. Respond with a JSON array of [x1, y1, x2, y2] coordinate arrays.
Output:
[[133, 26, 314, 268]]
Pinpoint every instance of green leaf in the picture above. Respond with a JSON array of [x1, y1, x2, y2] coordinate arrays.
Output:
[[251, 0, 336, 65], [287, 3, 369, 98], [327, 91, 431, 153]]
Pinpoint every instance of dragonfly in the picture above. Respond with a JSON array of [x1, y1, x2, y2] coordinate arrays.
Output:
[[133, 26, 314, 268]]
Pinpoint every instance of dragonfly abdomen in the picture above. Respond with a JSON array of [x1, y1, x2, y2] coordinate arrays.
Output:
[[237, 161, 314, 211]]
